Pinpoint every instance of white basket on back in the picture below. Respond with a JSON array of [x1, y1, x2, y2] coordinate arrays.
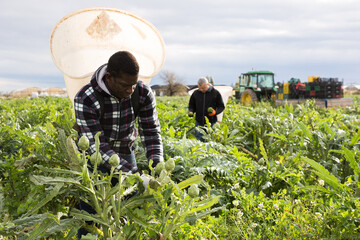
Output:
[[50, 7, 166, 103]]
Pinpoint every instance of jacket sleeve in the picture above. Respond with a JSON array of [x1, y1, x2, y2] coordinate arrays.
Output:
[[137, 85, 163, 167], [215, 90, 225, 115], [74, 93, 138, 174]]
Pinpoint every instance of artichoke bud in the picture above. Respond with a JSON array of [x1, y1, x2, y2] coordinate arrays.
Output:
[[165, 158, 175, 172], [159, 169, 171, 184], [188, 184, 199, 198], [149, 179, 161, 190], [159, 169, 167, 180], [90, 152, 102, 166], [160, 175, 171, 185], [155, 161, 165, 174], [78, 136, 90, 151], [109, 154, 120, 168]]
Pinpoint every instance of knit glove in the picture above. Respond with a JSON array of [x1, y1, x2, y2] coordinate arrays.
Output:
[[208, 107, 216, 116]]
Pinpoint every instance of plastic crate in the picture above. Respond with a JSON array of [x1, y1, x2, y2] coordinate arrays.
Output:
[[321, 78, 330, 82], [297, 83, 306, 91], [283, 94, 290, 99], [316, 92, 333, 99], [283, 83, 290, 94], [308, 76, 320, 82]]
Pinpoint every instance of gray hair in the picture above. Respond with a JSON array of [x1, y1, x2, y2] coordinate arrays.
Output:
[[198, 77, 208, 86]]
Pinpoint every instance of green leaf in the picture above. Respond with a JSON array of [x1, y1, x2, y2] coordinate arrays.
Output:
[[70, 209, 110, 228], [177, 175, 204, 190], [122, 184, 138, 197], [94, 131, 101, 152], [11, 213, 49, 228], [266, 133, 287, 142], [66, 135, 81, 171], [350, 130, 360, 146], [185, 206, 224, 223], [297, 122, 313, 142], [35, 165, 82, 176], [30, 175, 95, 194], [26, 217, 58, 240], [106, 184, 120, 199], [121, 195, 156, 210], [302, 185, 330, 193], [302, 157, 344, 192], [187, 196, 220, 214], [332, 147, 360, 176], [258, 138, 268, 161], [79, 233, 98, 240], [43, 218, 83, 238], [126, 208, 157, 231], [24, 183, 63, 217], [342, 147, 360, 176], [229, 128, 240, 138]]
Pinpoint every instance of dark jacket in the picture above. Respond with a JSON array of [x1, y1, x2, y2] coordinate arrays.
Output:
[[188, 85, 225, 125]]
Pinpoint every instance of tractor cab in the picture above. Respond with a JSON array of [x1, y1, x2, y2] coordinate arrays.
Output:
[[235, 71, 278, 105]]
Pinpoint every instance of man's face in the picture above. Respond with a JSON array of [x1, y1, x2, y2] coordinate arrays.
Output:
[[106, 72, 138, 99], [198, 82, 209, 93]]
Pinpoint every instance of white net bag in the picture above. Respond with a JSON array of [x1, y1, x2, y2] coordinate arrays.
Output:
[[50, 7, 166, 103]]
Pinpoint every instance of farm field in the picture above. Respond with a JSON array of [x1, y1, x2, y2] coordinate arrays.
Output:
[[1, 95, 360, 239]]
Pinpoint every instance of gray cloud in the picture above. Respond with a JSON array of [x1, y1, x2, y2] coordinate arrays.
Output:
[[0, 0, 359, 93]]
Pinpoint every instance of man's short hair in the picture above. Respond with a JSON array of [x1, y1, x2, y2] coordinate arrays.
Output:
[[107, 51, 139, 78], [198, 77, 208, 86]]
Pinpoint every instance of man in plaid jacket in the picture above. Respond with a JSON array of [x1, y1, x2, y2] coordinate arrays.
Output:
[[74, 51, 163, 175]]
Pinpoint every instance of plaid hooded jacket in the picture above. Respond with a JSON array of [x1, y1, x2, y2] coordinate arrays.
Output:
[[74, 64, 163, 174]]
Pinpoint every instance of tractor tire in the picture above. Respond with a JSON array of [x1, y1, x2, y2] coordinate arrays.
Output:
[[241, 89, 258, 105], [271, 92, 277, 102]]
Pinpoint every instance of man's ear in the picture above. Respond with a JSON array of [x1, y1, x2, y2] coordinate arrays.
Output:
[[105, 72, 111, 83]]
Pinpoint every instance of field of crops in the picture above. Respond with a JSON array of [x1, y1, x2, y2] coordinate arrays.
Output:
[[1, 96, 360, 239]]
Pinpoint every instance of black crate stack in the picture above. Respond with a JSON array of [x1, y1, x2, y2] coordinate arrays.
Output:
[[304, 78, 343, 99], [277, 77, 344, 101]]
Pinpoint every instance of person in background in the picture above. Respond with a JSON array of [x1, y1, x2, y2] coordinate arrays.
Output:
[[188, 77, 225, 142], [74, 51, 163, 238]]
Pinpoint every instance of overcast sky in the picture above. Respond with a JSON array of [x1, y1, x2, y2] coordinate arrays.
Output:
[[0, 0, 359, 93]]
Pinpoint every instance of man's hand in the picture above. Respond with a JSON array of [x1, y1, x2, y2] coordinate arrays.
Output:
[[208, 107, 216, 116], [188, 111, 194, 117], [140, 175, 150, 190]]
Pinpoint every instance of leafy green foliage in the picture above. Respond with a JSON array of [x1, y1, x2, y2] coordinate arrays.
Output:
[[1, 95, 360, 239]]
